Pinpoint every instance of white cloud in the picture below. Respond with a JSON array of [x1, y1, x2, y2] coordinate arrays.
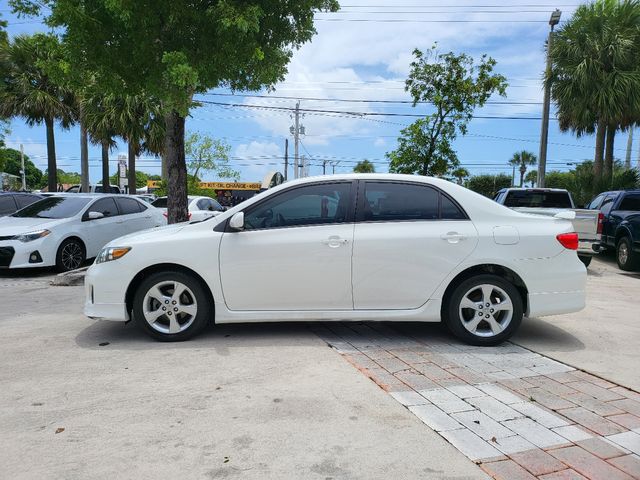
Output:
[[374, 137, 386, 148], [234, 141, 283, 179]]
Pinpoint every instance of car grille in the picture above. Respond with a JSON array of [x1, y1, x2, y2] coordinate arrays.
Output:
[[0, 246, 15, 267], [0, 235, 15, 241]]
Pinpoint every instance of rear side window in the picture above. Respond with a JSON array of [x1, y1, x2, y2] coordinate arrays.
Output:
[[115, 197, 143, 215], [587, 194, 604, 210], [441, 195, 466, 220], [151, 198, 168, 208], [0, 196, 17, 215], [504, 191, 572, 208], [601, 196, 615, 215], [618, 194, 640, 211], [362, 182, 441, 221]]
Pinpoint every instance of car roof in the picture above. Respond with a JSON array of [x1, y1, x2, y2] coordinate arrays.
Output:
[[0, 191, 41, 196], [497, 187, 569, 193]]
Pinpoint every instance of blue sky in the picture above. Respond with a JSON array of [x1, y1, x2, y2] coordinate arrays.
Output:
[[1, 1, 636, 184]]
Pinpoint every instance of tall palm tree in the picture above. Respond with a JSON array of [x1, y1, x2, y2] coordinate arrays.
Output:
[[0, 34, 75, 192], [509, 151, 537, 187], [82, 93, 118, 191], [548, 0, 640, 186], [451, 167, 470, 185]]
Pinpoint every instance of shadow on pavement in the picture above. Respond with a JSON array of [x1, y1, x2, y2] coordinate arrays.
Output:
[[513, 316, 585, 352], [0, 267, 54, 278]]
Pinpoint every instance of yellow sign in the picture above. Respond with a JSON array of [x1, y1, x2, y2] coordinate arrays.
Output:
[[146, 180, 261, 191]]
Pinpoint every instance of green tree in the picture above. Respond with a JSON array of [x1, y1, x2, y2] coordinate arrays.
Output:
[[524, 170, 537, 187], [466, 174, 512, 198], [0, 33, 75, 192], [111, 169, 150, 189], [548, 0, 640, 186], [353, 159, 375, 173], [14, 1, 339, 222], [185, 132, 236, 182], [0, 147, 43, 188], [388, 46, 507, 176], [508, 151, 537, 187], [545, 170, 575, 191], [451, 167, 470, 185], [81, 92, 118, 190]]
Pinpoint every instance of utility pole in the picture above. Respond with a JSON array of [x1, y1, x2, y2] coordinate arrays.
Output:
[[20, 144, 26, 191], [322, 159, 328, 175], [331, 161, 340, 174], [511, 163, 516, 187], [284, 138, 289, 181], [538, 9, 562, 188], [625, 127, 633, 170]]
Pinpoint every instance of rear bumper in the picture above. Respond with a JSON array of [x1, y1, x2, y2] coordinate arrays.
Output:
[[528, 290, 585, 317], [577, 239, 601, 256]]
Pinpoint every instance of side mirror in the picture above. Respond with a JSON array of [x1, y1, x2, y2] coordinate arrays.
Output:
[[87, 211, 105, 220], [229, 212, 244, 231]]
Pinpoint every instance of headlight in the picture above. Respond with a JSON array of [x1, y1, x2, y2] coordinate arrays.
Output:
[[95, 246, 131, 264], [14, 229, 51, 243]]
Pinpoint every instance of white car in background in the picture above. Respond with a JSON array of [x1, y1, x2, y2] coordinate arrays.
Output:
[[85, 174, 587, 346], [0, 194, 164, 272], [151, 196, 225, 222]]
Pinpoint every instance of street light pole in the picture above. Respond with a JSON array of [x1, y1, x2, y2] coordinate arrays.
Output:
[[538, 8, 561, 188]]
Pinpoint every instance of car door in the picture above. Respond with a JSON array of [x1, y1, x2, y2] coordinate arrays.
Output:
[[352, 181, 478, 310], [114, 197, 149, 233], [219, 181, 355, 311], [81, 197, 124, 256], [599, 194, 618, 245]]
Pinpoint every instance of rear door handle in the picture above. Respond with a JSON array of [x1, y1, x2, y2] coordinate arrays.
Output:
[[441, 232, 466, 243], [322, 236, 349, 248]]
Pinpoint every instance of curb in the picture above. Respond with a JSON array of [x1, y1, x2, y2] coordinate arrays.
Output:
[[51, 266, 89, 286]]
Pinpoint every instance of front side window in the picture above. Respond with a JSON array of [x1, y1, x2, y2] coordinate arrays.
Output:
[[12, 197, 91, 219], [618, 194, 640, 211], [88, 198, 118, 217], [244, 183, 352, 230], [362, 182, 440, 221]]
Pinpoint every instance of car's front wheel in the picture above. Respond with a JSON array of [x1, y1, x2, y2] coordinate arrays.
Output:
[[444, 274, 523, 346], [55, 238, 86, 272], [133, 271, 212, 341], [616, 237, 639, 271]]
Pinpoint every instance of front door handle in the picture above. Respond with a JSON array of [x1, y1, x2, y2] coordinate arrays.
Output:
[[322, 235, 349, 248], [441, 232, 466, 244]]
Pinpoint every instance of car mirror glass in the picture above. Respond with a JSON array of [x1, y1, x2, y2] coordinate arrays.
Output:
[[229, 212, 244, 231]]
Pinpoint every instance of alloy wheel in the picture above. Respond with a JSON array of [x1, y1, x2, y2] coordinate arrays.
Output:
[[618, 242, 629, 266], [458, 284, 513, 338], [61, 242, 84, 271], [142, 281, 198, 334]]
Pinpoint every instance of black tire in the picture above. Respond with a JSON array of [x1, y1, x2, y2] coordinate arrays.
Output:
[[55, 238, 86, 272], [443, 274, 523, 346], [578, 255, 592, 268], [133, 270, 212, 341], [616, 237, 640, 271]]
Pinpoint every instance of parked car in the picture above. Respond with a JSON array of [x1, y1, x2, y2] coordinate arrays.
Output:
[[65, 184, 122, 194], [586, 189, 640, 271], [85, 174, 586, 346], [494, 187, 601, 267], [151, 196, 225, 222], [0, 192, 43, 217], [134, 194, 156, 205], [0, 194, 164, 272]]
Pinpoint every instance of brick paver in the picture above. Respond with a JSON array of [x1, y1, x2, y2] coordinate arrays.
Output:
[[314, 323, 640, 480]]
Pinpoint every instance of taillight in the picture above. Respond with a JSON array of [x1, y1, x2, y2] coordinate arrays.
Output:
[[597, 212, 604, 235], [557, 232, 579, 250]]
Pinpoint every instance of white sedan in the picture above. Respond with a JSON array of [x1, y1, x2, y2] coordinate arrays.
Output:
[[85, 174, 586, 346], [151, 195, 225, 222], [0, 194, 164, 272]]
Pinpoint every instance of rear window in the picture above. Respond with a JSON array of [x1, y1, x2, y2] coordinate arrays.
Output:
[[503, 190, 572, 208], [618, 194, 640, 211], [151, 198, 168, 208]]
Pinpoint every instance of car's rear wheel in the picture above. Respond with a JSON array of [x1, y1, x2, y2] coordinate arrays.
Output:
[[578, 255, 592, 268], [444, 274, 523, 346], [55, 238, 86, 272], [616, 237, 639, 271], [133, 271, 212, 341]]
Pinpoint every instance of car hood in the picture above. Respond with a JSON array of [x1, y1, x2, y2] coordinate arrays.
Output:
[[0, 217, 66, 236], [106, 223, 186, 246]]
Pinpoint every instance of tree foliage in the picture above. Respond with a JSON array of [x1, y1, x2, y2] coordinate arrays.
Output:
[[12, 0, 339, 223], [548, 0, 640, 184], [388, 46, 507, 176], [0, 147, 43, 188], [508, 150, 537, 187], [353, 159, 375, 173], [451, 167, 470, 185], [185, 132, 236, 181], [524, 170, 538, 187], [466, 174, 512, 199]]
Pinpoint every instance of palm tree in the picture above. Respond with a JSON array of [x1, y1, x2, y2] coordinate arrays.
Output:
[[524, 170, 537, 187], [451, 167, 470, 185], [82, 93, 118, 191], [548, 0, 640, 186], [0, 34, 75, 192], [509, 151, 537, 187], [353, 159, 375, 173]]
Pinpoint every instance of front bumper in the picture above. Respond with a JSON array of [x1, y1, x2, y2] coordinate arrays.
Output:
[[84, 262, 130, 321], [0, 238, 54, 268]]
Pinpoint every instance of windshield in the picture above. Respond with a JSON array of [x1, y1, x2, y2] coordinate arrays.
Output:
[[11, 196, 91, 219], [504, 191, 572, 209]]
